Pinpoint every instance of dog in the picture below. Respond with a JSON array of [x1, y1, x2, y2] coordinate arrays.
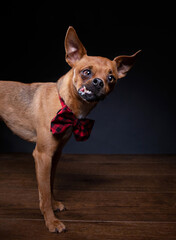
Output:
[[0, 26, 140, 233]]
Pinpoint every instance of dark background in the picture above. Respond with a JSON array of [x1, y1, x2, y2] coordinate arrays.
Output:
[[0, 2, 175, 154]]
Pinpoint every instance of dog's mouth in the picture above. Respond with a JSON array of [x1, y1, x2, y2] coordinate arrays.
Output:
[[78, 86, 105, 102]]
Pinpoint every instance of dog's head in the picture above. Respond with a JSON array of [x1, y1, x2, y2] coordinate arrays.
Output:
[[65, 26, 140, 103]]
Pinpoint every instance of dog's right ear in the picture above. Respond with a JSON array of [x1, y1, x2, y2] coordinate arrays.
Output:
[[65, 26, 87, 67]]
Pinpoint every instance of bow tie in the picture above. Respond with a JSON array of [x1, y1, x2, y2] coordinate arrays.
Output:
[[50, 96, 95, 141]]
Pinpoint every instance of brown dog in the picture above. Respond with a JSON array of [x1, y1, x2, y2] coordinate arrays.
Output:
[[0, 27, 140, 233]]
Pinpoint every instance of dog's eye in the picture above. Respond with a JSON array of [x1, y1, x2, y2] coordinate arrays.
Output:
[[108, 75, 115, 82], [82, 69, 91, 76]]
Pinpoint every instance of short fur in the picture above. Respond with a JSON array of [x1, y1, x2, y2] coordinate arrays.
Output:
[[0, 27, 140, 233]]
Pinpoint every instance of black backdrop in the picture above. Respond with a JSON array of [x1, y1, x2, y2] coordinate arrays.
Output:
[[0, 2, 175, 153]]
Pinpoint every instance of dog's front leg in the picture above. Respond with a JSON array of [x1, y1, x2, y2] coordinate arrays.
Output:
[[51, 151, 66, 212], [33, 146, 66, 233]]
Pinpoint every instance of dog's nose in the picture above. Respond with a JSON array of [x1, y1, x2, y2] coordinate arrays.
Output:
[[92, 78, 104, 88]]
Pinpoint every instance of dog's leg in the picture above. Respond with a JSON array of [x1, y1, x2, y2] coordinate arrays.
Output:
[[50, 151, 65, 212], [33, 144, 66, 233]]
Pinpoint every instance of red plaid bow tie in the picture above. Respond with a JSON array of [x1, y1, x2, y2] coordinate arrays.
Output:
[[50, 96, 94, 141]]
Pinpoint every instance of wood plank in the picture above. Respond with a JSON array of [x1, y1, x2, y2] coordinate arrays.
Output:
[[61, 154, 176, 164], [57, 162, 176, 176], [0, 219, 176, 240], [0, 172, 37, 189], [1, 189, 176, 222], [59, 154, 176, 176], [55, 174, 176, 192], [1, 153, 176, 163], [2, 152, 176, 163], [0, 171, 175, 193]]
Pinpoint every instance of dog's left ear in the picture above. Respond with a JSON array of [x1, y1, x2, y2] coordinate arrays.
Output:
[[114, 50, 141, 78], [65, 26, 87, 67]]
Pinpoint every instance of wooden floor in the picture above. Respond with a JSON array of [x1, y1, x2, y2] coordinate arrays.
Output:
[[0, 154, 176, 240]]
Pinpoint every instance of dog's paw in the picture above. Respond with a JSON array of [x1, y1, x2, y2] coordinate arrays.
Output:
[[52, 200, 66, 212], [46, 218, 66, 233]]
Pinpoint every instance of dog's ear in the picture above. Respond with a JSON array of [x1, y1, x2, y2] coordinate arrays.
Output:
[[65, 26, 87, 67], [113, 50, 141, 78]]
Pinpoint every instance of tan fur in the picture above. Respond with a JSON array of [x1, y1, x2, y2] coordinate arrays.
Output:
[[0, 26, 140, 233]]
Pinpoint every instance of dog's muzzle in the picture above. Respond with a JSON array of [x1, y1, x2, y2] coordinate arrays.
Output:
[[78, 78, 105, 102]]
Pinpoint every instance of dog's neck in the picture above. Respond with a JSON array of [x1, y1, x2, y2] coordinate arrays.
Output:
[[56, 69, 97, 119]]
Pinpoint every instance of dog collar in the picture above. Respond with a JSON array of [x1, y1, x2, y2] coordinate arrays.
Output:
[[50, 96, 94, 141]]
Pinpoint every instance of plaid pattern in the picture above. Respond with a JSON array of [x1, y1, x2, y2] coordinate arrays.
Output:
[[50, 96, 94, 141]]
